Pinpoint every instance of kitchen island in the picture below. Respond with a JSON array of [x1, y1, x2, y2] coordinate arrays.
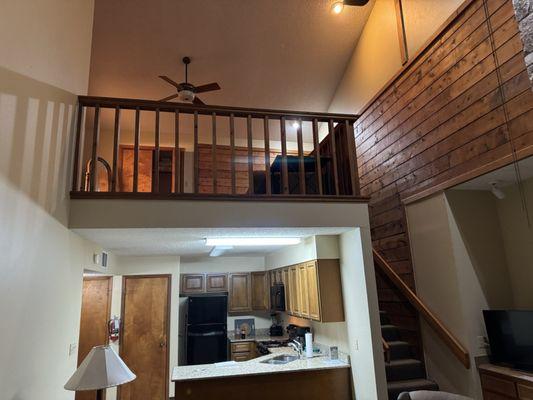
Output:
[[172, 347, 352, 400]]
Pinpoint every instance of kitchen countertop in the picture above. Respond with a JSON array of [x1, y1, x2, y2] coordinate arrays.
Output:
[[171, 347, 350, 382]]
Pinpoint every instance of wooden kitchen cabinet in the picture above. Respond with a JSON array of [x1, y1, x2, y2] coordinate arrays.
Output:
[[251, 272, 269, 310], [228, 273, 252, 313], [282, 268, 290, 311], [288, 265, 300, 316], [230, 341, 256, 362], [282, 259, 344, 322], [206, 273, 228, 292], [297, 263, 310, 318], [180, 274, 206, 294]]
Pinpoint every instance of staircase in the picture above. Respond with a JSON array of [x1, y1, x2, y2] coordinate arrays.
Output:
[[380, 310, 439, 400]]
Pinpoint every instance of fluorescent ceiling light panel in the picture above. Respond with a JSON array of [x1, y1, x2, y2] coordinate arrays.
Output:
[[209, 246, 233, 257], [205, 237, 301, 246]]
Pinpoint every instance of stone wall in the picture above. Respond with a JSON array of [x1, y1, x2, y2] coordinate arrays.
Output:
[[513, 0, 533, 87]]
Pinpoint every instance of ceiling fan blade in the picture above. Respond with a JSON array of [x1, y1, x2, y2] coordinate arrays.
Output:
[[193, 96, 205, 105], [194, 82, 221, 93], [159, 93, 179, 102], [159, 75, 181, 88], [344, 0, 370, 5]]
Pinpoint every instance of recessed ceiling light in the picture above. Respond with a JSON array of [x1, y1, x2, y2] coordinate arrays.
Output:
[[332, 2, 344, 14], [205, 237, 301, 246], [292, 121, 300, 129]]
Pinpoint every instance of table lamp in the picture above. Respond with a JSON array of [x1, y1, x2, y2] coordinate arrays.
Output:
[[64, 345, 136, 400]]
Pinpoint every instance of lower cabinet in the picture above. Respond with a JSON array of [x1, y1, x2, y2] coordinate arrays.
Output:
[[230, 341, 256, 362], [479, 364, 533, 399]]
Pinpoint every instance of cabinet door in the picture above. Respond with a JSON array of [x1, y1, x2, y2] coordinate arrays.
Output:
[[269, 270, 276, 285], [298, 263, 309, 318], [251, 272, 269, 310], [306, 261, 321, 321], [275, 270, 282, 284], [180, 274, 206, 294], [228, 273, 252, 313], [206, 273, 228, 292], [282, 268, 290, 312], [289, 266, 300, 316]]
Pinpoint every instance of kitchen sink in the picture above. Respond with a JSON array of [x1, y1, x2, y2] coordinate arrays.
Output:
[[260, 354, 299, 365]]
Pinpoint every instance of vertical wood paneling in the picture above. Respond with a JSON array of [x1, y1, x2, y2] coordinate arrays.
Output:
[[354, 0, 533, 358]]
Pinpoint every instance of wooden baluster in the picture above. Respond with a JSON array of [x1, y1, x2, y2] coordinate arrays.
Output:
[[193, 111, 199, 194], [345, 120, 360, 196], [111, 106, 121, 192], [174, 110, 180, 193], [297, 119, 305, 195], [133, 107, 140, 193], [280, 116, 289, 194], [312, 118, 323, 195], [154, 109, 160, 193], [264, 116, 271, 196], [328, 119, 339, 195], [212, 112, 217, 194], [247, 115, 253, 196], [230, 113, 236, 195], [89, 105, 101, 192], [71, 104, 84, 191]]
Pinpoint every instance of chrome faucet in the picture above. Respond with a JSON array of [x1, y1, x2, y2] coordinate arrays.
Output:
[[289, 339, 303, 358]]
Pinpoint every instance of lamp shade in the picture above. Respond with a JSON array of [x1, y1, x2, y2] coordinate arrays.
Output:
[[65, 345, 136, 391]]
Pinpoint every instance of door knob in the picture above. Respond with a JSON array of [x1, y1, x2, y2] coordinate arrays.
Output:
[[159, 341, 165, 348]]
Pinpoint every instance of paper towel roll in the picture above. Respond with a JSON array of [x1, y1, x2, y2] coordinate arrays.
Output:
[[305, 332, 313, 358]]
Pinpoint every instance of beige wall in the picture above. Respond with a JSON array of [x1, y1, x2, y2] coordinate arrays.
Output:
[[0, 0, 94, 94], [497, 177, 533, 308], [406, 192, 515, 399], [0, 2, 98, 399], [328, 0, 464, 114]]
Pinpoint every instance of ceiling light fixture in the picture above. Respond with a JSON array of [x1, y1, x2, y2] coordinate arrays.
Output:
[[332, 1, 344, 14], [209, 246, 233, 257], [292, 121, 300, 129], [205, 237, 301, 247], [490, 181, 506, 200]]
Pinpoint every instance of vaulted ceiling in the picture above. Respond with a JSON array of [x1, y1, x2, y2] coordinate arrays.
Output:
[[88, 0, 375, 112]]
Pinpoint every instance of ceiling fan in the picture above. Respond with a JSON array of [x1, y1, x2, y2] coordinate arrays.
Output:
[[158, 57, 221, 105]]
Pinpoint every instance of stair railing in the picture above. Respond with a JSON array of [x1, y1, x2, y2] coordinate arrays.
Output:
[[382, 337, 391, 363], [373, 248, 471, 369]]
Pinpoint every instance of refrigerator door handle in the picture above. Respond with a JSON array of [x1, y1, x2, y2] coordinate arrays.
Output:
[[187, 331, 225, 337]]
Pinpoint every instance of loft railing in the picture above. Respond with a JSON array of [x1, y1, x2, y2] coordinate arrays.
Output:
[[71, 96, 362, 201], [373, 249, 471, 369]]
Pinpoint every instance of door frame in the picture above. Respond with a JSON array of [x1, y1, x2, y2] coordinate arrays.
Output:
[[119, 274, 171, 400]]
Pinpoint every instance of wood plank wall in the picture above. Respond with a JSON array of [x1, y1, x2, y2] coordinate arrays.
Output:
[[353, 0, 533, 357]]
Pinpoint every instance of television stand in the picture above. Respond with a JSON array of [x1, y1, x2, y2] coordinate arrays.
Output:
[[479, 363, 533, 399]]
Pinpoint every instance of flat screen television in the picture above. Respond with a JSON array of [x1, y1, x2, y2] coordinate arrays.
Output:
[[483, 310, 533, 371]]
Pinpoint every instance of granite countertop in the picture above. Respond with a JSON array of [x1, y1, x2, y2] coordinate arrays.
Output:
[[172, 347, 350, 382]]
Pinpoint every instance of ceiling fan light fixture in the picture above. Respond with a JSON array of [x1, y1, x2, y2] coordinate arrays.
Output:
[[179, 89, 195, 102], [332, 1, 344, 14]]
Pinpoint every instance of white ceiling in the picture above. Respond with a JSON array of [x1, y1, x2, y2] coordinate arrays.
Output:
[[452, 157, 533, 191], [88, 0, 375, 112], [74, 227, 351, 256]]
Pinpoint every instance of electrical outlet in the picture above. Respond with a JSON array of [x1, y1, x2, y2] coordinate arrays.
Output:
[[354, 339, 359, 351], [69, 343, 78, 356]]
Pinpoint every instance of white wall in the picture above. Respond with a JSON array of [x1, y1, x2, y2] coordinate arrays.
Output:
[[0, 2, 103, 400], [406, 192, 515, 399], [497, 177, 533, 308]]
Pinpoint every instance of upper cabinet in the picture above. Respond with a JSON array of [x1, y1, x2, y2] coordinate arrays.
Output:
[[228, 273, 252, 313], [251, 272, 269, 311], [206, 273, 228, 292], [280, 259, 344, 323], [181, 274, 205, 294]]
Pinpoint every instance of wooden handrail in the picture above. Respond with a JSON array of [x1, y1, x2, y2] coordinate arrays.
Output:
[[373, 248, 471, 369], [382, 337, 391, 363]]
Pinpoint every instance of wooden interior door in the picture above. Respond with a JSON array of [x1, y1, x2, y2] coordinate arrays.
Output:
[[76, 277, 112, 400], [119, 275, 170, 400]]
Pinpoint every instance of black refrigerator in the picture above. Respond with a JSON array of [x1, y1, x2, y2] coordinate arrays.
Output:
[[184, 294, 228, 365]]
